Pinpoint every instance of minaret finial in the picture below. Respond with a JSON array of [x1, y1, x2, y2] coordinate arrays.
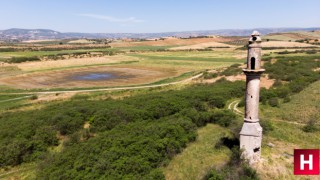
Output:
[[251, 30, 260, 36]]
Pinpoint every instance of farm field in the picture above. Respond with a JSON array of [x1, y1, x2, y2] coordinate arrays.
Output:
[[0, 38, 250, 91], [262, 31, 320, 41], [0, 32, 319, 179]]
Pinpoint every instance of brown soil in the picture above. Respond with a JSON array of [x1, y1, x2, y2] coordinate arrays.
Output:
[[169, 42, 234, 50], [199, 74, 274, 89], [110, 37, 235, 47], [0, 66, 178, 89], [35, 92, 77, 102], [225, 74, 274, 89], [262, 41, 318, 48]]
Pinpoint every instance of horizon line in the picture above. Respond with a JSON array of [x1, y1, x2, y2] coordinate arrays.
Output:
[[1, 27, 320, 34]]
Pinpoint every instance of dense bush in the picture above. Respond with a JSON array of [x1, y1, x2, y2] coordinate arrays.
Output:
[[238, 98, 245, 107], [40, 46, 111, 51], [203, 71, 218, 79], [261, 55, 320, 106], [7, 56, 40, 63], [219, 63, 243, 76], [203, 64, 243, 79], [38, 118, 195, 179], [208, 96, 226, 108], [0, 48, 16, 52], [277, 49, 319, 55], [0, 80, 244, 178]]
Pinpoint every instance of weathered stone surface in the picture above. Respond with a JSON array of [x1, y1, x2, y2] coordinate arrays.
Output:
[[240, 31, 264, 164], [240, 122, 262, 137]]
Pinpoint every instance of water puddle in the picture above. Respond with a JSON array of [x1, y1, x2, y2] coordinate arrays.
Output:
[[71, 73, 117, 81]]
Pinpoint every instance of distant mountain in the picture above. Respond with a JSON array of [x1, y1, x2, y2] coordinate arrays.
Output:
[[0, 27, 319, 41], [0, 28, 62, 40]]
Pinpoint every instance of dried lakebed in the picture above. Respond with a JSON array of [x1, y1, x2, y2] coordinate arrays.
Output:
[[0, 66, 178, 89]]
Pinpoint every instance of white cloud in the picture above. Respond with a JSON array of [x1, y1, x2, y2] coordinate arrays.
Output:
[[77, 14, 145, 23]]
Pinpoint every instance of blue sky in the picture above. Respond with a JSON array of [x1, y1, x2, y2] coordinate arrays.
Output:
[[1, 0, 319, 33]]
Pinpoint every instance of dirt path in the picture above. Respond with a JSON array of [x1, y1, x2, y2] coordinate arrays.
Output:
[[0, 95, 32, 103], [227, 100, 243, 116], [228, 100, 309, 126]]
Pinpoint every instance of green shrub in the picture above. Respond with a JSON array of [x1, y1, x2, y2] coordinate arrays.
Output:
[[203, 72, 218, 79], [260, 119, 274, 134], [0, 80, 245, 173], [209, 110, 236, 127], [260, 88, 277, 104], [8, 56, 40, 63], [242, 164, 259, 180], [207, 169, 224, 180], [273, 80, 282, 87], [305, 50, 317, 54], [274, 86, 290, 98], [0, 48, 16, 52], [238, 98, 245, 107], [303, 119, 319, 133], [268, 97, 279, 107], [30, 95, 38, 100], [219, 64, 242, 76], [38, 118, 196, 179], [283, 96, 291, 103], [208, 96, 226, 108], [205, 146, 259, 180]]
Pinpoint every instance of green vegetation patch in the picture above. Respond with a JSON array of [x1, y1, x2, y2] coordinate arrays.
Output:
[[0, 80, 245, 178], [129, 54, 239, 62], [118, 45, 176, 51], [260, 55, 320, 107]]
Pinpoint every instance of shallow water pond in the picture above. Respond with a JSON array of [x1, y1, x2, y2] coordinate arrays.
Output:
[[71, 73, 117, 80]]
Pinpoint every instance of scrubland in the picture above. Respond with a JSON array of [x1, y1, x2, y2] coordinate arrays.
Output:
[[0, 34, 319, 179]]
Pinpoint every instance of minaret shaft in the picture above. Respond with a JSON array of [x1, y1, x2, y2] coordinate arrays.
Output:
[[244, 74, 261, 122], [240, 31, 264, 164]]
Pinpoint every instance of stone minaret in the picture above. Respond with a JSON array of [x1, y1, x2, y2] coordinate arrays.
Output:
[[240, 31, 264, 164]]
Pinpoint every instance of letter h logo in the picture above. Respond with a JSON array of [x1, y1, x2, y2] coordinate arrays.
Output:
[[294, 149, 320, 175]]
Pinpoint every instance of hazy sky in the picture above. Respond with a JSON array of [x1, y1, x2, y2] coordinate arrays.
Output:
[[0, 0, 319, 33]]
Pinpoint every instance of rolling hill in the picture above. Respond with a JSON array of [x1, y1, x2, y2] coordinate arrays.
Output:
[[1, 27, 320, 41]]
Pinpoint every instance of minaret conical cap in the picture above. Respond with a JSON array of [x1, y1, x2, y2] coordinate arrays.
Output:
[[251, 31, 260, 36]]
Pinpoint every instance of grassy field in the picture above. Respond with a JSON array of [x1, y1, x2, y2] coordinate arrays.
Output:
[[127, 50, 244, 70], [164, 124, 232, 180], [262, 34, 297, 41], [262, 80, 320, 124], [116, 45, 177, 51], [0, 48, 116, 59], [262, 31, 320, 41], [255, 80, 320, 179], [278, 83, 319, 123]]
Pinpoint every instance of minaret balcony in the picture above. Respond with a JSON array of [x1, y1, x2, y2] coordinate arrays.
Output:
[[242, 68, 265, 74]]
